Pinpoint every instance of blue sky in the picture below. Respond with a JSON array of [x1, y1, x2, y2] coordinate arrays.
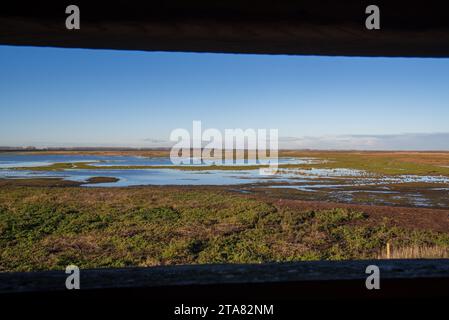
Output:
[[1, 45, 449, 149]]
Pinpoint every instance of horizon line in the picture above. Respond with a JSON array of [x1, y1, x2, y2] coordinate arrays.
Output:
[[1, 146, 449, 153]]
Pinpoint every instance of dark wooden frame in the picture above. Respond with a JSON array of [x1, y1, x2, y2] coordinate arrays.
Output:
[[1, 1, 449, 304], [1, 260, 449, 300]]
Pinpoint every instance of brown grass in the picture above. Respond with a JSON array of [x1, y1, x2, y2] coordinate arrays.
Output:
[[377, 244, 449, 259]]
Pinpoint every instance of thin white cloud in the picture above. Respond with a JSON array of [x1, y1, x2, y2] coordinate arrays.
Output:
[[278, 133, 449, 150], [3, 133, 449, 151]]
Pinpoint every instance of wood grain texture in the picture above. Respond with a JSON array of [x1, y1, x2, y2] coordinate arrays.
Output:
[[1, 259, 449, 296], [1, 1, 449, 57]]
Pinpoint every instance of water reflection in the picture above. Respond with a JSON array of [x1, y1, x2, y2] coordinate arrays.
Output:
[[0, 154, 448, 191]]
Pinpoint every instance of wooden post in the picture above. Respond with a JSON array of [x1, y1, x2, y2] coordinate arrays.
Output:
[[386, 242, 391, 259]]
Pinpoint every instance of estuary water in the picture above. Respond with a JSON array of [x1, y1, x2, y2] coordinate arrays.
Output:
[[0, 154, 308, 168], [0, 153, 448, 189], [0, 154, 307, 186]]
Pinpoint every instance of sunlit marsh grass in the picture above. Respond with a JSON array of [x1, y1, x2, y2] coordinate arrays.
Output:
[[1, 186, 448, 271]]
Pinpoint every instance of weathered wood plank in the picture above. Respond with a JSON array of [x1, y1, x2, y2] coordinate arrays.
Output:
[[1, 259, 449, 294], [1, 1, 449, 57]]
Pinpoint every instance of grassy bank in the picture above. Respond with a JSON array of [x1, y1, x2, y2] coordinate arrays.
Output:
[[281, 151, 449, 176], [1, 186, 448, 272], [13, 161, 269, 172]]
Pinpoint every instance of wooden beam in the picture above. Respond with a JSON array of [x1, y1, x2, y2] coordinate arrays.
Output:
[[1, 260, 449, 300], [1, 1, 449, 57]]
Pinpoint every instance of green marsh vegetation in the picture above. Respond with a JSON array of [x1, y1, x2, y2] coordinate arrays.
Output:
[[1, 185, 448, 271]]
